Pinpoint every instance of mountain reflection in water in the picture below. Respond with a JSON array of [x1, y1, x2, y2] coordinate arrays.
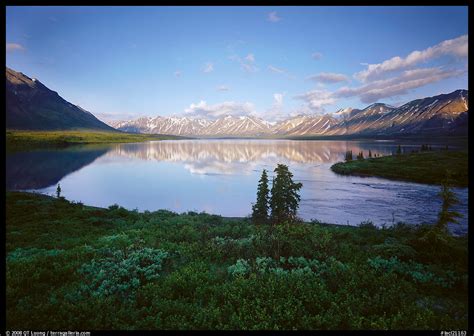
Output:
[[6, 145, 109, 190], [107, 140, 396, 175]]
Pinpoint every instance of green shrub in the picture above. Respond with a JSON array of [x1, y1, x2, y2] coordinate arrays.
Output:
[[79, 247, 169, 300]]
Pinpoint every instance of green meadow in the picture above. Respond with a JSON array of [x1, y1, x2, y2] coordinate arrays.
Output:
[[6, 191, 467, 330]]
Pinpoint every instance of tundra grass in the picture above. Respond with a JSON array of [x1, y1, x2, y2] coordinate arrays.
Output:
[[6, 129, 186, 150]]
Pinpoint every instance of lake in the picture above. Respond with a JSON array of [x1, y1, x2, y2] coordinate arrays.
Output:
[[6, 139, 468, 235]]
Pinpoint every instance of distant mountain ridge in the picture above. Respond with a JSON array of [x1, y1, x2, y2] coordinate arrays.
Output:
[[111, 90, 468, 137], [6, 67, 114, 131], [6, 67, 467, 137]]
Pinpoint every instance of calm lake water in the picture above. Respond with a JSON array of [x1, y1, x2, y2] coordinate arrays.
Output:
[[6, 139, 468, 235]]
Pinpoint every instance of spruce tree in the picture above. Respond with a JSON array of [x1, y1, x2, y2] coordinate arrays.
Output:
[[345, 150, 353, 162], [436, 171, 462, 233], [270, 164, 303, 225], [396, 145, 402, 155], [368, 150, 372, 158], [251, 169, 270, 225], [56, 184, 62, 198]]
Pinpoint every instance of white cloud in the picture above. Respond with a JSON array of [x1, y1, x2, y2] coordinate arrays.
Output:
[[268, 65, 295, 79], [273, 93, 284, 106], [174, 70, 182, 77], [217, 85, 230, 92], [355, 34, 468, 82], [229, 54, 258, 73], [312, 52, 323, 60], [262, 93, 288, 122], [268, 65, 285, 74], [338, 66, 465, 103], [267, 11, 281, 22], [308, 72, 349, 84], [203, 62, 214, 73], [295, 65, 465, 110], [184, 100, 256, 119], [294, 35, 467, 111], [6, 43, 25, 52], [294, 89, 336, 113], [245, 53, 255, 62]]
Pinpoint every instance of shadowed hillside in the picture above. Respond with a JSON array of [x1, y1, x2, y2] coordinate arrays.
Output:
[[6, 67, 115, 131]]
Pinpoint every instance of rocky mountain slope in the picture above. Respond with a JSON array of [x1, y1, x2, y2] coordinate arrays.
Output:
[[6, 67, 114, 131]]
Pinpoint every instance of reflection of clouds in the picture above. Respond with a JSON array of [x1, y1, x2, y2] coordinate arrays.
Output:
[[106, 140, 392, 175], [183, 161, 256, 175]]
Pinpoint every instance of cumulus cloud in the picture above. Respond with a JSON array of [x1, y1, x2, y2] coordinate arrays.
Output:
[[355, 34, 468, 82], [6, 43, 25, 52], [262, 93, 288, 122], [184, 100, 256, 119], [338, 66, 465, 103], [294, 89, 336, 113], [308, 72, 349, 84], [267, 11, 281, 22], [217, 85, 230, 92], [202, 62, 214, 73], [312, 52, 323, 60]]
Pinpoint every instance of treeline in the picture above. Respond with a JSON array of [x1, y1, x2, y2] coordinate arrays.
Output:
[[344, 143, 450, 162]]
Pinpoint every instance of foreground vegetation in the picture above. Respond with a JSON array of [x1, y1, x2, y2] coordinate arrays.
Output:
[[6, 191, 467, 330], [6, 130, 185, 150], [331, 150, 468, 187]]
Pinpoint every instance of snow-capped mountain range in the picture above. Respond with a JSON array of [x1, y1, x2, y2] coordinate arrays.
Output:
[[109, 90, 468, 137]]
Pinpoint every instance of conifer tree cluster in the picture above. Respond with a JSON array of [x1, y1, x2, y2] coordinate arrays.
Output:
[[251, 164, 303, 225], [344, 150, 353, 162], [420, 144, 433, 152], [356, 151, 364, 160]]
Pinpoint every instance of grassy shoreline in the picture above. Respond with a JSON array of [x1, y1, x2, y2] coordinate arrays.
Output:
[[6, 191, 467, 330], [6, 130, 186, 150], [331, 150, 468, 187]]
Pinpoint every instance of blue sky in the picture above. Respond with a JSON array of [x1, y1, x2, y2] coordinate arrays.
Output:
[[6, 6, 468, 122]]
